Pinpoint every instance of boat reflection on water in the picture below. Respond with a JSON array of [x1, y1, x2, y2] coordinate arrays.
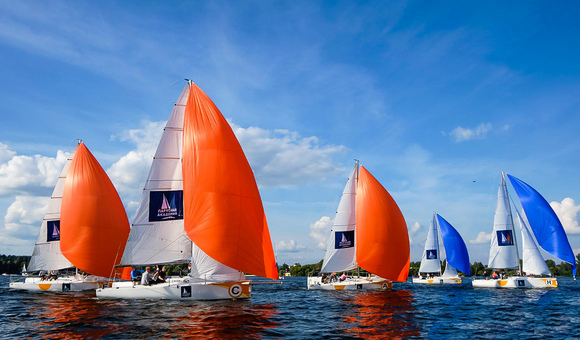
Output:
[[27, 291, 278, 339], [173, 302, 279, 339], [342, 289, 420, 339], [30, 293, 123, 339]]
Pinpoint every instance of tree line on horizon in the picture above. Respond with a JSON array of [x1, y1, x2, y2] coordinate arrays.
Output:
[[280, 254, 580, 277], [5, 254, 580, 277]]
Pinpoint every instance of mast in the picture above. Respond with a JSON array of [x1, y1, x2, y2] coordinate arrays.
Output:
[[354, 159, 359, 276], [436, 212, 442, 276], [503, 171, 523, 275]]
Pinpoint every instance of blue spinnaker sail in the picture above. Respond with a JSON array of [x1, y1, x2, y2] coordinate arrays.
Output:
[[436, 214, 471, 275], [507, 174, 576, 276]]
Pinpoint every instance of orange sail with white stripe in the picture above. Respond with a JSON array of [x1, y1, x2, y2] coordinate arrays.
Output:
[[356, 166, 410, 282], [60, 143, 130, 278], [182, 84, 277, 280]]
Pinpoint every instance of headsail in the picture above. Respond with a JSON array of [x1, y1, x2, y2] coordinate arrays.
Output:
[[487, 173, 519, 269], [507, 174, 576, 276], [515, 211, 550, 276], [418, 213, 441, 274], [321, 163, 358, 273], [182, 83, 277, 280], [28, 145, 77, 272], [436, 214, 470, 275], [60, 143, 130, 278], [356, 166, 409, 282], [441, 262, 458, 278]]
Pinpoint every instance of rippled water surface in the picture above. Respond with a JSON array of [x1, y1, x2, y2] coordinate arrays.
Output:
[[2, 276, 579, 339]]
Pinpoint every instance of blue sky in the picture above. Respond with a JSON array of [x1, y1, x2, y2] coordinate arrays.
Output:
[[1, 1, 579, 266]]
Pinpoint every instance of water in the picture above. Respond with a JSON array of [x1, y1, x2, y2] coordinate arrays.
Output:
[[1, 276, 579, 339]]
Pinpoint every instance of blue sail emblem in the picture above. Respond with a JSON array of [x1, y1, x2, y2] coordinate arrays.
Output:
[[47, 220, 60, 242], [426, 249, 438, 259], [334, 230, 354, 249], [149, 191, 184, 221], [497, 230, 514, 246], [507, 174, 576, 276]]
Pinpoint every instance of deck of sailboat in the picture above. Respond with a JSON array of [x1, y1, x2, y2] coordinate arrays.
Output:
[[307, 276, 392, 291], [412, 276, 462, 284], [9, 275, 101, 292], [472, 276, 557, 289], [97, 277, 251, 300]]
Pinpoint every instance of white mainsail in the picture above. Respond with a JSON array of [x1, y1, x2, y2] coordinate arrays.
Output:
[[418, 213, 441, 273], [487, 173, 519, 269], [516, 211, 550, 276], [27, 147, 76, 272], [119, 83, 240, 280], [320, 163, 358, 273], [120, 85, 191, 266]]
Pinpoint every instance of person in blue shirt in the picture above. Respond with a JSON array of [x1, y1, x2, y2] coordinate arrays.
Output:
[[130, 267, 144, 286]]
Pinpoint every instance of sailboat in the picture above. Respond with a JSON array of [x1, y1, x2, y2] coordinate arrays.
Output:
[[472, 172, 576, 288], [21, 264, 29, 276], [10, 142, 130, 291], [413, 213, 470, 284], [307, 161, 410, 291], [96, 81, 277, 300]]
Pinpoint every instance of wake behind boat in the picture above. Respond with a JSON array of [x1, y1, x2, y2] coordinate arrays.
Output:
[[472, 172, 575, 289], [307, 161, 410, 291], [97, 81, 277, 300], [413, 213, 470, 285]]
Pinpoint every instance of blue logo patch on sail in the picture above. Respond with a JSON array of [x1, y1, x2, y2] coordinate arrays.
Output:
[[149, 191, 184, 222], [47, 220, 60, 242], [497, 230, 514, 246], [334, 230, 355, 249], [426, 249, 438, 259]]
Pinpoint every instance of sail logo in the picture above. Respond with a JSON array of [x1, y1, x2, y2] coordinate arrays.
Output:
[[335, 230, 355, 249], [426, 249, 438, 259], [181, 285, 192, 298], [149, 191, 184, 222], [47, 220, 60, 242], [497, 230, 514, 246]]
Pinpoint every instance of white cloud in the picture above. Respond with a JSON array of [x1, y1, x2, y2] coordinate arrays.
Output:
[[470, 231, 492, 244], [1, 196, 48, 247], [0, 146, 68, 197], [108, 120, 165, 197], [276, 240, 305, 253], [408, 221, 422, 245], [450, 123, 492, 142], [0, 142, 16, 163], [550, 197, 580, 234], [231, 122, 346, 187], [309, 216, 333, 249]]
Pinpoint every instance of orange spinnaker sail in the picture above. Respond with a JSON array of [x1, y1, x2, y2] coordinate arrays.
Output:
[[182, 83, 277, 280], [356, 166, 410, 282], [60, 143, 130, 278]]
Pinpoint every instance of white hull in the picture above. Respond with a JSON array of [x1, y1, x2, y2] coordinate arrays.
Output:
[[412, 276, 462, 284], [307, 276, 392, 291], [9, 276, 101, 292], [472, 276, 557, 289], [96, 277, 251, 300]]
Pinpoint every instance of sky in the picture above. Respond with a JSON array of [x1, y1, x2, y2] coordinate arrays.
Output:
[[1, 1, 579, 268]]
